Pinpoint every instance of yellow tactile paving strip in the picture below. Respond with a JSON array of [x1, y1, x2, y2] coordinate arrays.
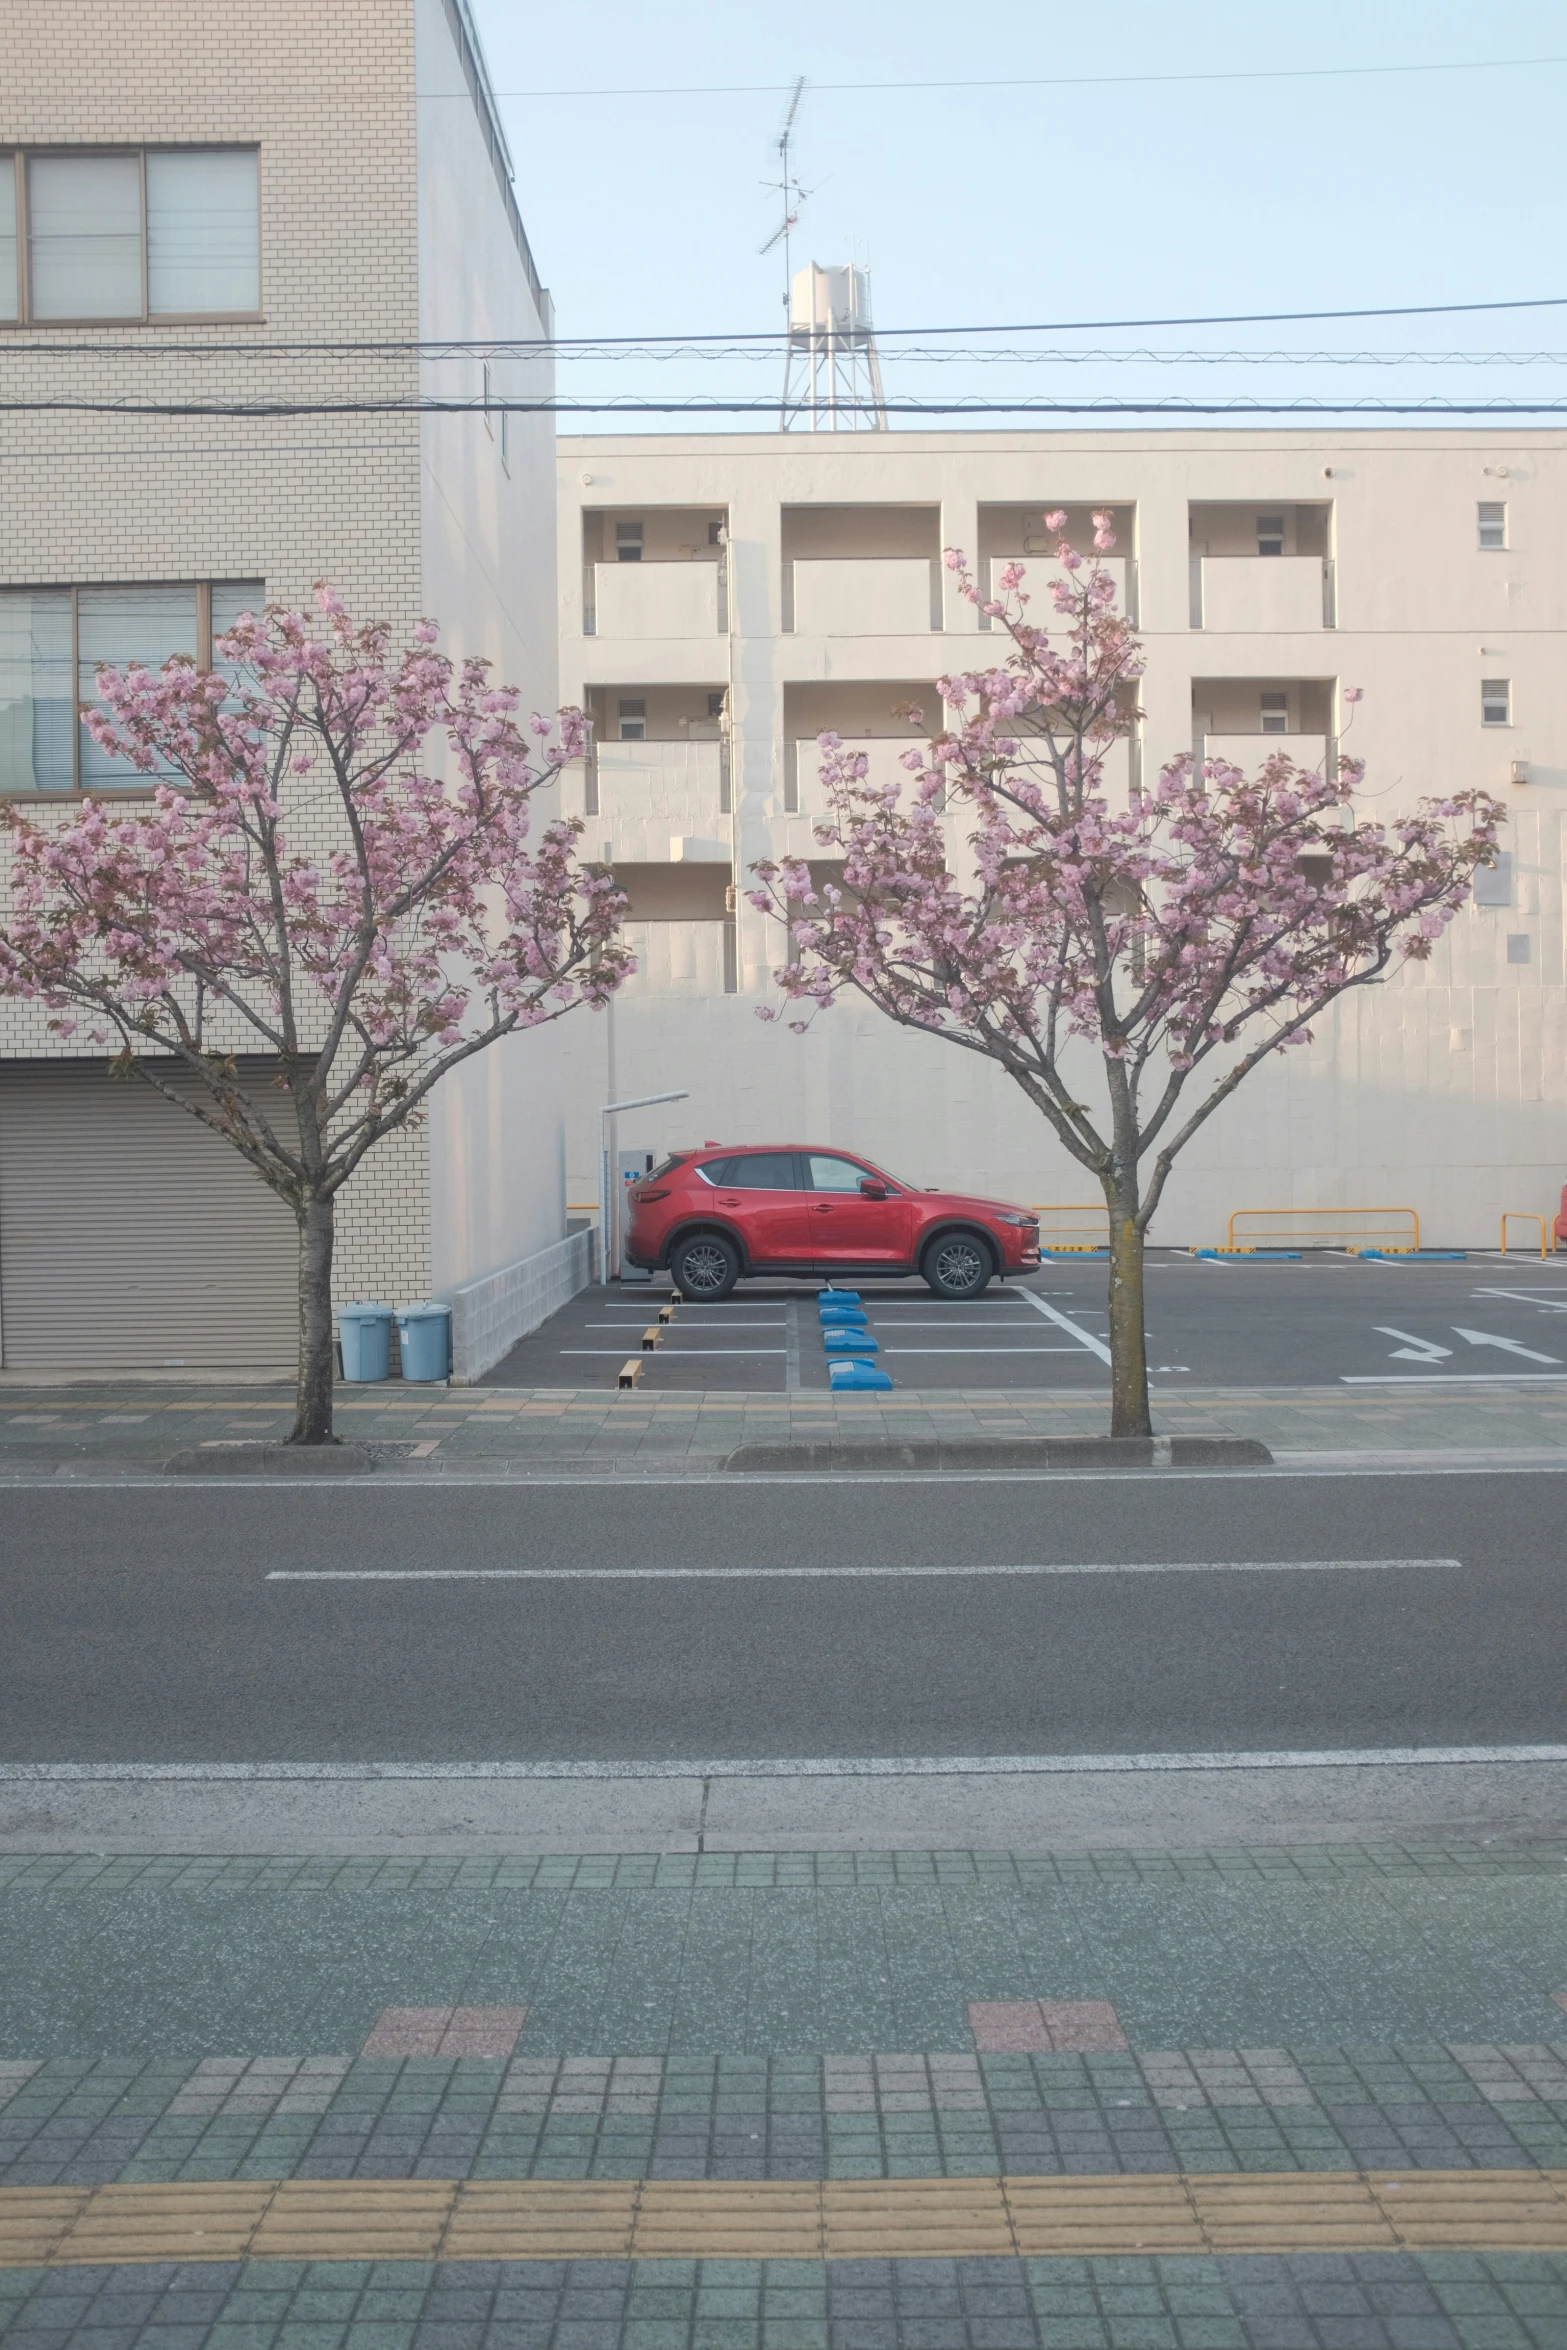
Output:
[[7, 2171, 1567, 2268]]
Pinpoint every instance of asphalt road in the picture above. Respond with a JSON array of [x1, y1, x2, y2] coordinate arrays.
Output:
[[3, 1472, 1564, 1764], [479, 1257, 1567, 1394]]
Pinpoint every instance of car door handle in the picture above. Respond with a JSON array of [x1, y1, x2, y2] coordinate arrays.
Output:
[[719, 1194, 743, 1206], [810, 1203, 834, 1213]]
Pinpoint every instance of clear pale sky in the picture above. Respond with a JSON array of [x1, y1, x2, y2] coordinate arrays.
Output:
[[468, 0, 1567, 425]]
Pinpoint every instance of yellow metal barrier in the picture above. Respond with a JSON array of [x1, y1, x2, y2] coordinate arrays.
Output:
[[1224, 1206, 1422, 1255], [1029, 1203, 1111, 1252], [1501, 1212, 1548, 1259]]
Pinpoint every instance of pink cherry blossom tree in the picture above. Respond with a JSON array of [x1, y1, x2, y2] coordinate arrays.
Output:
[[0, 589, 629, 1445], [750, 516, 1503, 1438]]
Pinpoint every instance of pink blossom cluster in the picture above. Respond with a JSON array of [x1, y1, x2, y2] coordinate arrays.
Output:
[[751, 525, 1502, 1184], [0, 588, 631, 1179]]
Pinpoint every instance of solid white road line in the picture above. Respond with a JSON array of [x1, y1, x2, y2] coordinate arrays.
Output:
[[1015, 1289, 1113, 1363], [267, 1558, 1458, 1583], [3, 1744, 1564, 1782]]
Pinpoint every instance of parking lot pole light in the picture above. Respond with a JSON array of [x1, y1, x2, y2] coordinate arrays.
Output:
[[600, 1090, 690, 1283]]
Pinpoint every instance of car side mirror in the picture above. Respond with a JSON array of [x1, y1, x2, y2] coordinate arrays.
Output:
[[859, 1179, 889, 1199]]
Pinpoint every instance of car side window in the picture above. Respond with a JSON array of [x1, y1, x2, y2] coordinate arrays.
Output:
[[723, 1152, 802, 1189], [693, 1159, 732, 1187], [807, 1154, 876, 1192]]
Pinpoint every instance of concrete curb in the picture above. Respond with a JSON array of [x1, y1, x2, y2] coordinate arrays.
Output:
[[724, 1435, 1274, 1473], [164, 1442, 378, 1477]]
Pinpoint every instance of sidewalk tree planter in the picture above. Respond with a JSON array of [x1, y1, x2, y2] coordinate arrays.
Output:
[[750, 519, 1503, 1439], [0, 588, 630, 1444]]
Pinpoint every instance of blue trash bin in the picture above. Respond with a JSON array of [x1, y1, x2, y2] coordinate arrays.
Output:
[[337, 1303, 393, 1383], [395, 1302, 452, 1383]]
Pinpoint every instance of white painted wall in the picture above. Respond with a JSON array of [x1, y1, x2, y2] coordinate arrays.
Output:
[[557, 430, 1567, 1248], [415, 0, 569, 1296]]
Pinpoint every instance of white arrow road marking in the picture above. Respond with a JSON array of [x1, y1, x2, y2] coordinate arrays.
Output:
[[1453, 1326, 1564, 1364], [1375, 1326, 1453, 1363]]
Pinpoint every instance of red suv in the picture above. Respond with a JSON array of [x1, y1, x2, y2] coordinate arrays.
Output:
[[625, 1146, 1042, 1301]]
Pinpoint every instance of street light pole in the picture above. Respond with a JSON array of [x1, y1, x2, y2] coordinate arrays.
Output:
[[599, 1089, 690, 1283]]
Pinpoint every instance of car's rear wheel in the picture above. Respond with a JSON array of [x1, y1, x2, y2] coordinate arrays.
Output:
[[670, 1231, 741, 1302], [921, 1231, 993, 1300]]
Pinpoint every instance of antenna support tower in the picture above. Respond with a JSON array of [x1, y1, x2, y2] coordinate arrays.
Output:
[[781, 262, 889, 432]]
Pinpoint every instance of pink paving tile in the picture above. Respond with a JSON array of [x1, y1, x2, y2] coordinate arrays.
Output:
[[1039, 2000, 1130, 2053], [436, 2006, 527, 2058], [969, 2000, 1052, 2052], [362, 2004, 527, 2058], [362, 2007, 452, 2056]]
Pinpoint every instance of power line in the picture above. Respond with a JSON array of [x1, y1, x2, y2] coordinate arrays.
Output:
[[493, 53, 1567, 100], [8, 294, 1567, 361], [8, 396, 1567, 418]]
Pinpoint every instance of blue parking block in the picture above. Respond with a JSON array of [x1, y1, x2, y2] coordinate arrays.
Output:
[[818, 1304, 869, 1327], [1360, 1248, 1467, 1262], [823, 1328, 879, 1353], [829, 1359, 893, 1391], [818, 1288, 861, 1303], [1190, 1248, 1302, 1260]]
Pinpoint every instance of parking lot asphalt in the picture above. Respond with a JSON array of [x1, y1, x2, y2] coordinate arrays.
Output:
[[477, 1252, 1567, 1395]]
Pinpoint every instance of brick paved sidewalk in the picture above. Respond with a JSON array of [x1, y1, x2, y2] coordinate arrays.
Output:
[[1, 1379, 1566, 1477], [6, 1845, 1567, 2345]]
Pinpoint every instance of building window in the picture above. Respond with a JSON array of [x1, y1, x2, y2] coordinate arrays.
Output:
[[707, 692, 726, 720], [2, 149, 259, 323], [1481, 678, 1511, 726], [1257, 513, 1285, 556], [0, 579, 263, 793], [617, 697, 646, 742], [615, 520, 643, 563], [1473, 852, 1513, 908], [1477, 501, 1507, 551], [1260, 691, 1289, 734]]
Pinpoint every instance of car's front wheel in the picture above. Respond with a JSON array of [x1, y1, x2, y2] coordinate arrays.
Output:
[[670, 1231, 741, 1302], [921, 1231, 993, 1300]]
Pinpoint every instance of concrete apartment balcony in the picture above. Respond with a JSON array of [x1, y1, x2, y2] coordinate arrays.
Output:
[[786, 557, 943, 635], [586, 561, 726, 639], [986, 555, 1138, 628], [1191, 556, 1336, 632], [1199, 731, 1332, 777], [588, 738, 729, 861]]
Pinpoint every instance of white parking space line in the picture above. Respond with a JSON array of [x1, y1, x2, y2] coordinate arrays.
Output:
[[584, 1321, 786, 1329], [559, 1348, 789, 1358], [1015, 1288, 1114, 1363], [268, 1558, 1458, 1583], [883, 1346, 1087, 1356], [1472, 1289, 1567, 1312], [1342, 1372, 1567, 1384]]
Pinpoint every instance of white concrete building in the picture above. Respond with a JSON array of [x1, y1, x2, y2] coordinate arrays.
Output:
[[558, 429, 1565, 1251], [0, 0, 587, 1374]]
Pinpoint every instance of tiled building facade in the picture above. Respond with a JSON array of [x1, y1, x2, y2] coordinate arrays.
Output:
[[0, 0, 580, 1370]]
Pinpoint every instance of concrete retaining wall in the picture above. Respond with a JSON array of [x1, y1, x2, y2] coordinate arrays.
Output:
[[446, 1229, 594, 1384]]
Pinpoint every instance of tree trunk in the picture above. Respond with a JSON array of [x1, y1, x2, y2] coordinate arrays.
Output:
[[289, 1192, 337, 1445], [1105, 1185, 1152, 1439]]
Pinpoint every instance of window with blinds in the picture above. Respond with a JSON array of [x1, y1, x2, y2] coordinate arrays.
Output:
[[1, 149, 259, 321], [0, 580, 264, 793]]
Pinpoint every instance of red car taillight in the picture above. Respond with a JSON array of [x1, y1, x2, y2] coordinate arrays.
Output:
[[634, 1187, 670, 1204]]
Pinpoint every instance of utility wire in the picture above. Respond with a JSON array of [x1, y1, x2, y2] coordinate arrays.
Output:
[[8, 295, 1567, 360], [8, 396, 1567, 418], [495, 53, 1567, 99]]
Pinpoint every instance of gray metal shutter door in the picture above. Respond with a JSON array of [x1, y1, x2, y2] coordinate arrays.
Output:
[[0, 1062, 299, 1368]]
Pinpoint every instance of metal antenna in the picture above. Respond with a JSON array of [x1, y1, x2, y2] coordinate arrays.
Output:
[[758, 74, 808, 303]]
